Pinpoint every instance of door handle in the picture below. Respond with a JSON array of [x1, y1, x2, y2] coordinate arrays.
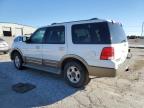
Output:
[[36, 46, 40, 49]]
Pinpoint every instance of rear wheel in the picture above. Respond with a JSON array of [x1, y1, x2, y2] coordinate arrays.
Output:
[[13, 52, 23, 70], [64, 61, 89, 88]]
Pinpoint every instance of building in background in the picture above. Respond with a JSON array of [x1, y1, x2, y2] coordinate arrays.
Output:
[[0, 22, 36, 37]]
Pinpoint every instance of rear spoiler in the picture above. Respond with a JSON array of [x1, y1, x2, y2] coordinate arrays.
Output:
[[107, 20, 123, 27]]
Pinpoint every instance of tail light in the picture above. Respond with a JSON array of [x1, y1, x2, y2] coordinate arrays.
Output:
[[100, 47, 114, 60]]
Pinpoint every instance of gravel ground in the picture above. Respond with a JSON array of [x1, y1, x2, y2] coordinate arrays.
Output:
[[0, 48, 144, 108], [128, 39, 144, 45]]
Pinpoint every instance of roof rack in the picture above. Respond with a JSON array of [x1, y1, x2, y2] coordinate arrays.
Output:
[[89, 18, 99, 20], [51, 18, 99, 25], [51, 23, 57, 25]]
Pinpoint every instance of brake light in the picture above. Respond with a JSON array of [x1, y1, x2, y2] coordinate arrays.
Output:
[[100, 47, 114, 60]]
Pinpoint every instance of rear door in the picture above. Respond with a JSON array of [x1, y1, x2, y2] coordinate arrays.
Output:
[[42, 26, 67, 67]]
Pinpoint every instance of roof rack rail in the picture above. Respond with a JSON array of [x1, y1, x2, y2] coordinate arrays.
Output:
[[89, 18, 99, 20], [51, 23, 57, 25], [51, 18, 100, 25]]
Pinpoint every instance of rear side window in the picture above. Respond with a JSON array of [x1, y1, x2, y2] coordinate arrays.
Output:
[[45, 26, 65, 44], [72, 22, 111, 44], [108, 23, 127, 43]]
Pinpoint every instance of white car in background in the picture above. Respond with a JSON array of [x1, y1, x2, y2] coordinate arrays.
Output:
[[0, 38, 9, 54], [10, 18, 129, 88]]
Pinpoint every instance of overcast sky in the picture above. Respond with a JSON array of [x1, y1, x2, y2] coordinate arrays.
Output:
[[0, 0, 144, 36]]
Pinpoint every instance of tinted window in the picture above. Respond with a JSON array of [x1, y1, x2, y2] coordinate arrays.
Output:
[[72, 22, 110, 44], [45, 26, 65, 44], [30, 28, 46, 44], [108, 23, 127, 43]]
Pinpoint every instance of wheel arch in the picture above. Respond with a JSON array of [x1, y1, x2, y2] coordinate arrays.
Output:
[[10, 48, 24, 61], [60, 55, 89, 74]]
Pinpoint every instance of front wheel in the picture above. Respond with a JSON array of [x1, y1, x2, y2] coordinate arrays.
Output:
[[13, 52, 23, 70], [64, 61, 89, 88]]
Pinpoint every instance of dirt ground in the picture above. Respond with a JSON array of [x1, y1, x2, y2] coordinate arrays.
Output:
[[0, 48, 144, 108], [0, 37, 144, 108]]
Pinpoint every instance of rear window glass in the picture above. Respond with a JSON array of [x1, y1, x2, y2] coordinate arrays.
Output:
[[108, 23, 127, 43], [72, 22, 111, 44]]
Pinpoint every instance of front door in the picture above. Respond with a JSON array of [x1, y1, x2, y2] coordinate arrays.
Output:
[[22, 28, 46, 64]]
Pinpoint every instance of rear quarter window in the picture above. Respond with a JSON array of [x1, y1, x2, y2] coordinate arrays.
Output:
[[108, 22, 127, 43], [72, 22, 111, 44]]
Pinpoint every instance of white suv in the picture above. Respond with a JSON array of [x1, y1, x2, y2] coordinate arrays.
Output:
[[10, 18, 129, 88]]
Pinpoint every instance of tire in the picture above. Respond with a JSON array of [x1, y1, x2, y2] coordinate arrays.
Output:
[[4, 51, 8, 54], [13, 52, 23, 70], [64, 61, 89, 88]]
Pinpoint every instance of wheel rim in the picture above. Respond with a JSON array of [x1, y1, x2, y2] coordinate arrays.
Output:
[[14, 56, 20, 68], [67, 66, 81, 83]]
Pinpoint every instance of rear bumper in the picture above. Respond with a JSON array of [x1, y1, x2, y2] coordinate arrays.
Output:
[[88, 66, 116, 77], [88, 59, 129, 77], [0, 47, 10, 53]]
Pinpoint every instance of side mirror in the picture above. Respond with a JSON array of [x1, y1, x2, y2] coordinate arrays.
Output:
[[22, 36, 29, 42]]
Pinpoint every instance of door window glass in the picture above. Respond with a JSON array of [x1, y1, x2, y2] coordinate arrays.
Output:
[[30, 28, 46, 43], [45, 26, 65, 44]]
